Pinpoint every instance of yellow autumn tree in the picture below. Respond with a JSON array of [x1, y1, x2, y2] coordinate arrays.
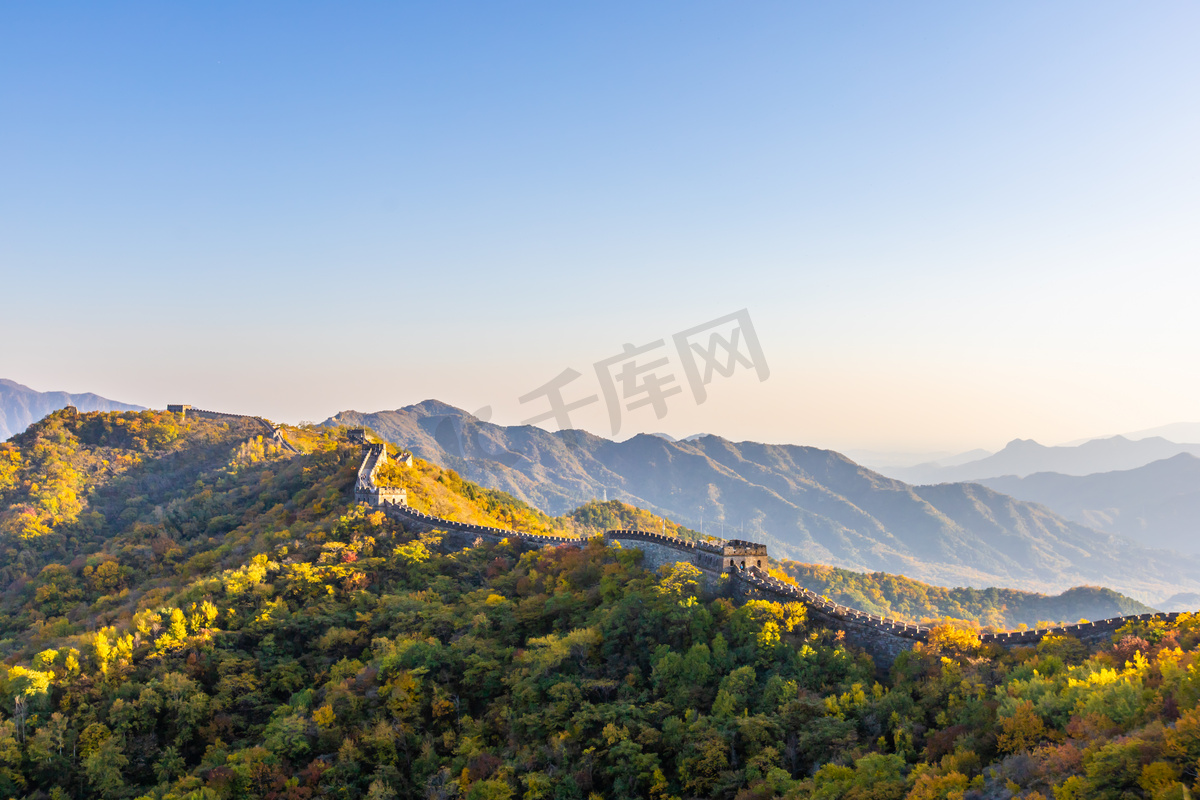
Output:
[[997, 699, 1045, 753]]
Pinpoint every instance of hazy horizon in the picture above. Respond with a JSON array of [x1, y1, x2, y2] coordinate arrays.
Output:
[[4, 3, 1198, 453], [8, 374, 1200, 463]]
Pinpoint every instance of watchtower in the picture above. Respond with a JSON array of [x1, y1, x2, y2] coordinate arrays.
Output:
[[167, 404, 192, 416], [353, 440, 411, 507], [721, 540, 768, 571], [372, 486, 408, 506]]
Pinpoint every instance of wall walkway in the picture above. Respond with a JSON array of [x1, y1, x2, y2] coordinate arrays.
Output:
[[179, 407, 299, 454], [357, 435, 1182, 666]]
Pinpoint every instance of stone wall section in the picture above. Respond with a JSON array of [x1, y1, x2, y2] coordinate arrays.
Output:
[[171, 407, 299, 454], [352, 434, 1185, 666], [354, 443, 407, 506]]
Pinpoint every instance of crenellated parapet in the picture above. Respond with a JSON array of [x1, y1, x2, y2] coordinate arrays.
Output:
[[735, 566, 1185, 664], [978, 613, 1181, 648], [352, 435, 1187, 667], [733, 566, 929, 664], [166, 406, 300, 453]]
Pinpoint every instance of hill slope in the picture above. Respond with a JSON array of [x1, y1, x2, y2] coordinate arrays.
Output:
[[0, 377, 143, 440], [325, 402, 1200, 602], [776, 560, 1155, 629], [0, 410, 703, 653], [5, 412, 1200, 799]]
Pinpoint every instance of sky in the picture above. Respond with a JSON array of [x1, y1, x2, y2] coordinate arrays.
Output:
[[2, 2, 1198, 454]]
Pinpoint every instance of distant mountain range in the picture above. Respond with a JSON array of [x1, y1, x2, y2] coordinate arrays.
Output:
[[0, 379, 143, 440], [325, 401, 1200, 603], [980, 453, 1200, 555], [851, 448, 990, 471], [883, 435, 1200, 484], [1066, 421, 1200, 446]]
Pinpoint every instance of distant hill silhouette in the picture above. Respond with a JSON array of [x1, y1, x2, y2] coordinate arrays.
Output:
[[0, 378, 143, 440], [1162, 592, 1200, 613], [1120, 422, 1200, 442], [980, 453, 1200, 554], [778, 560, 1155, 628], [324, 401, 1200, 603], [884, 435, 1200, 484], [851, 447, 991, 472], [1064, 421, 1200, 446]]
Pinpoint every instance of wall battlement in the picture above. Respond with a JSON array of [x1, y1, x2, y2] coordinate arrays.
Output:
[[350, 435, 1183, 666], [167, 406, 299, 454]]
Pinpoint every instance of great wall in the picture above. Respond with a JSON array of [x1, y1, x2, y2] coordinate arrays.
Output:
[[165, 407, 1185, 667], [383, 486, 1181, 665], [167, 404, 300, 454], [336, 430, 1183, 667]]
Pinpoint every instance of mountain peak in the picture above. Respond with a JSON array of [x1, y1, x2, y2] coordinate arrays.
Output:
[[402, 399, 473, 418]]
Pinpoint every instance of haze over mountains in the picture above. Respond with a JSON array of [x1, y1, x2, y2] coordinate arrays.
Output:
[[1068, 421, 1200, 446], [883, 435, 1200, 484], [326, 401, 1200, 604], [875, 432, 1200, 567], [980, 454, 1200, 556], [0, 378, 143, 440]]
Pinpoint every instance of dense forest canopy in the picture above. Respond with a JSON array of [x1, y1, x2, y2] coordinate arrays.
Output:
[[0, 410, 1198, 799]]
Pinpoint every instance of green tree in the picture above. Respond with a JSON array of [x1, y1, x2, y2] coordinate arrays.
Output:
[[84, 735, 128, 799]]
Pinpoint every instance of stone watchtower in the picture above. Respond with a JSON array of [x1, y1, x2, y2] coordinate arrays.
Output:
[[370, 485, 407, 507], [354, 439, 409, 507], [721, 540, 768, 571]]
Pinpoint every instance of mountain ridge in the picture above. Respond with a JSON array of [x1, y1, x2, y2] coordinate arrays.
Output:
[[883, 434, 1200, 484], [0, 377, 143, 440], [979, 453, 1200, 554], [323, 401, 1200, 603]]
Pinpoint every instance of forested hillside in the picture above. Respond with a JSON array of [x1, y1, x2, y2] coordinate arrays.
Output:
[[2, 411, 1200, 799], [0, 411, 686, 655]]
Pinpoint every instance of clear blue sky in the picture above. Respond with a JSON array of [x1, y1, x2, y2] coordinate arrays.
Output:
[[2, 3, 1198, 452]]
